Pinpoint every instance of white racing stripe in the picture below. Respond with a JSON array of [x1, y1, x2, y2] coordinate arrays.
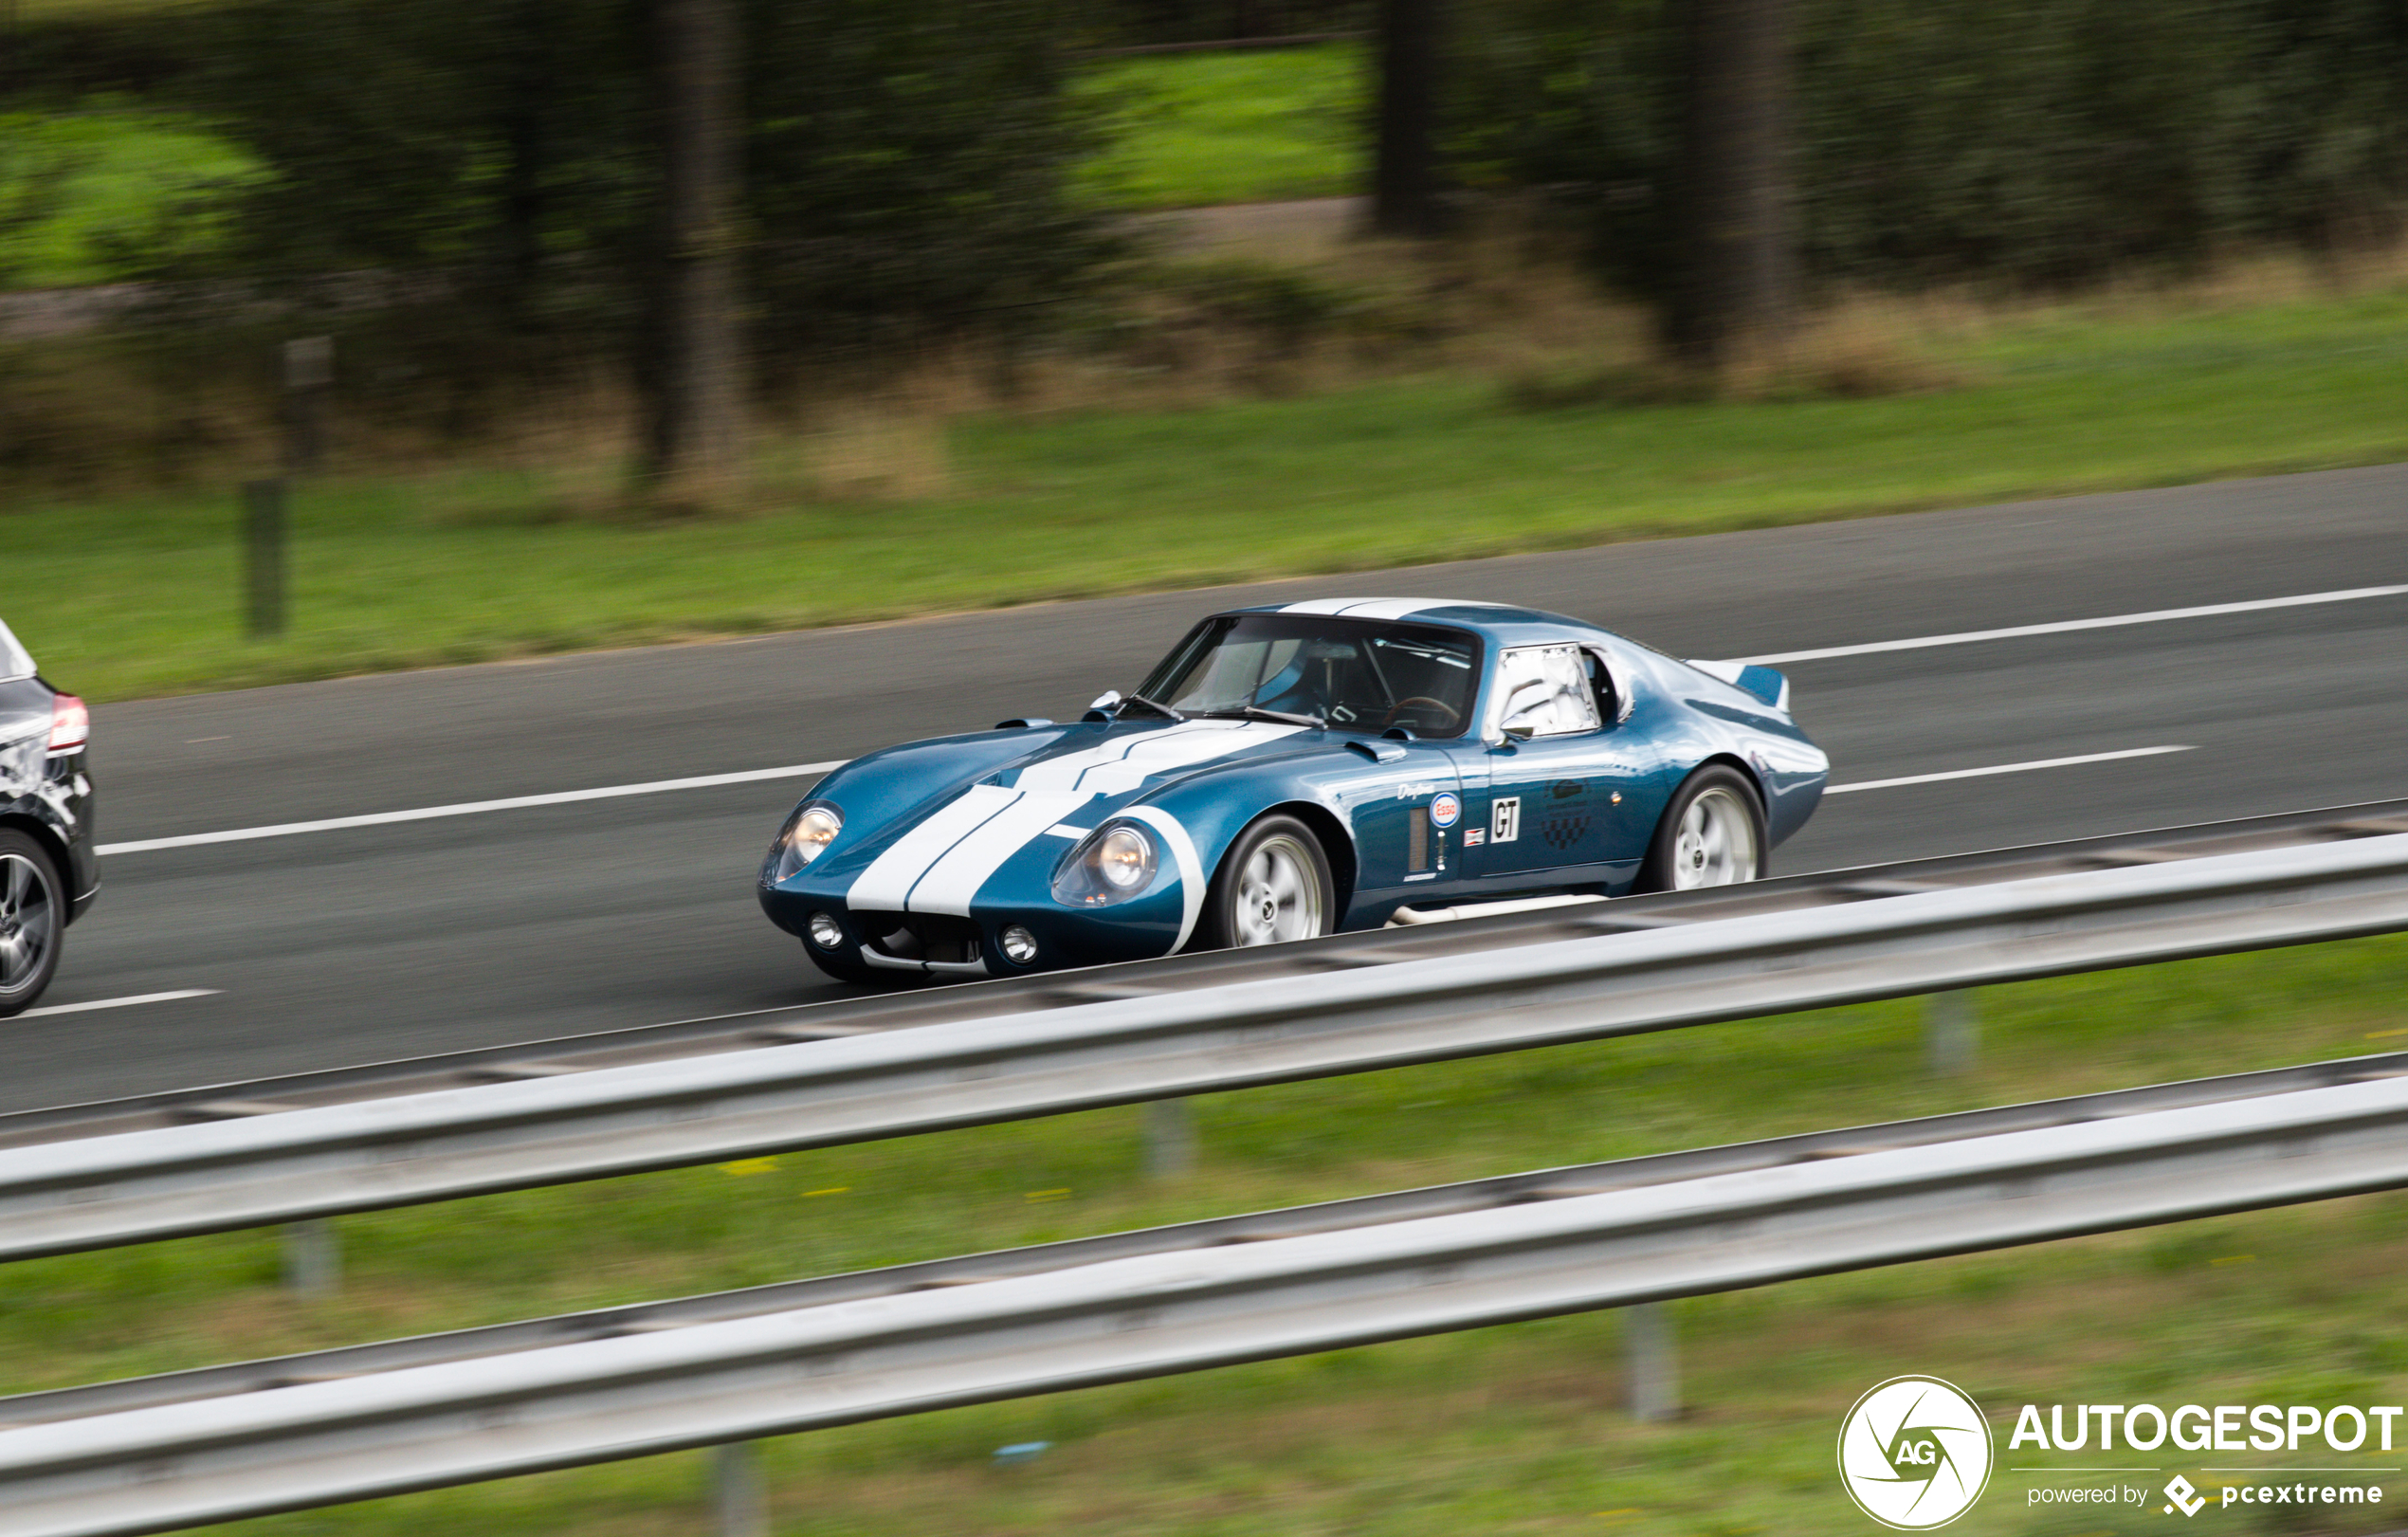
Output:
[[846, 784, 1030, 912], [1276, 596, 1507, 619], [856, 721, 1305, 914], [1825, 745, 2193, 795], [1734, 584, 2408, 667], [906, 790, 1099, 917], [1014, 719, 1302, 796], [19, 988, 219, 1017], [97, 761, 849, 857]]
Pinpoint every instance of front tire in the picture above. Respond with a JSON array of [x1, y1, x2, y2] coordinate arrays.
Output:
[[1200, 814, 1335, 950], [0, 831, 65, 1018], [1635, 766, 1767, 893]]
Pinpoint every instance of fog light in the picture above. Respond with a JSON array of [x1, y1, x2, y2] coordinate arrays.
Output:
[[999, 925, 1039, 965], [807, 911, 845, 949]]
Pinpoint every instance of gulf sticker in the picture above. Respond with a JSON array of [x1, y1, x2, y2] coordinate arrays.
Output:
[[1431, 791, 1461, 829]]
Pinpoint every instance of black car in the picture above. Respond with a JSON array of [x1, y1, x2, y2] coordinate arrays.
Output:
[[0, 619, 98, 1016]]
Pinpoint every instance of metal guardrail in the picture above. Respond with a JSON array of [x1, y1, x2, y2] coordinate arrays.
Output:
[[9, 1052, 2408, 1537], [11, 796, 2401, 1152], [4, 818, 2408, 1262]]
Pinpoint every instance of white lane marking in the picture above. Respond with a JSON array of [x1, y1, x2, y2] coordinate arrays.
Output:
[[1825, 744, 2193, 795], [100, 583, 2381, 855], [20, 988, 220, 1017], [1735, 584, 2408, 666], [96, 761, 848, 856]]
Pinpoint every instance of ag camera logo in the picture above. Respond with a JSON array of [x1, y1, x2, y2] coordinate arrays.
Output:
[[1839, 1377, 1995, 1528]]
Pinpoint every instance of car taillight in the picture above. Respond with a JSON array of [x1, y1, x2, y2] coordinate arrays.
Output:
[[48, 694, 88, 754]]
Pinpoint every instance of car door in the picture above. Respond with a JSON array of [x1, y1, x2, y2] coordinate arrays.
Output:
[[1460, 643, 1652, 889], [1344, 744, 1470, 897]]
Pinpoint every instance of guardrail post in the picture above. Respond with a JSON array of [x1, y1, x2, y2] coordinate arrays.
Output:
[[713, 1440, 767, 1537], [242, 478, 288, 639], [1626, 1301, 1680, 1421], [1926, 989, 1978, 1077], [1144, 1098, 1195, 1179], [282, 1218, 338, 1298]]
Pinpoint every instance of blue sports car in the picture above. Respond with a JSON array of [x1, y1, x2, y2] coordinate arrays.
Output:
[[759, 599, 1829, 981]]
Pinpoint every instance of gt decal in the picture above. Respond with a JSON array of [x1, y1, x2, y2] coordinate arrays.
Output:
[[1430, 792, 1461, 829], [1490, 796, 1521, 843]]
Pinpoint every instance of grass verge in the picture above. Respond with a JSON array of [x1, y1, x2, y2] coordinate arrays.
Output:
[[6, 935, 2408, 1534], [9, 276, 2408, 702]]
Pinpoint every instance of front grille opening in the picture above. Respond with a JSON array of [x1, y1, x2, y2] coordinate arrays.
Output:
[[853, 911, 983, 966]]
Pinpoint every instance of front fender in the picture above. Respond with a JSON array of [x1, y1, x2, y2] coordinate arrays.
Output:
[[1133, 765, 1364, 921]]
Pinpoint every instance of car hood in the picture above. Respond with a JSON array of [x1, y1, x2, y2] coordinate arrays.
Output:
[[800, 717, 1325, 913]]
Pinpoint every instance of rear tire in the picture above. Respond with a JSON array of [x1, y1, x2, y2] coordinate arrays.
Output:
[[1200, 814, 1335, 950], [1635, 766, 1767, 893], [0, 830, 65, 1018]]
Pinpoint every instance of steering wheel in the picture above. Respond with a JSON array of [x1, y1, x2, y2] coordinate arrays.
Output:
[[1381, 696, 1462, 731]]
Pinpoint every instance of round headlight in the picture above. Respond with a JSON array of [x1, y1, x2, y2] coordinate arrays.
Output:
[[807, 911, 845, 949], [770, 805, 843, 881], [999, 925, 1039, 965], [1096, 826, 1155, 889]]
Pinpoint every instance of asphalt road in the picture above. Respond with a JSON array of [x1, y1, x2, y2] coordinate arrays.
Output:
[[14, 465, 2406, 1110]]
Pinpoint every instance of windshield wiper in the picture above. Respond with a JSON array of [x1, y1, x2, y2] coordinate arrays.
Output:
[[1118, 692, 1185, 722], [1203, 705, 1323, 728]]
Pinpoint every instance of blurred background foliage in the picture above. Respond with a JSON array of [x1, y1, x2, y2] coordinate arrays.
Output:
[[1451, 0, 2408, 294], [3, 0, 2407, 484], [4, 0, 1112, 415]]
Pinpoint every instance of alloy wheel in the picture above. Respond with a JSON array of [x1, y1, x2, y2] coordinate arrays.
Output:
[[1231, 833, 1325, 944], [0, 851, 58, 996], [1669, 786, 1760, 889]]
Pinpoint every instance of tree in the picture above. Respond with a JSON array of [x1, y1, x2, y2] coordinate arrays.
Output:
[[1369, 0, 1445, 236], [1662, 0, 1795, 366], [638, 0, 744, 503]]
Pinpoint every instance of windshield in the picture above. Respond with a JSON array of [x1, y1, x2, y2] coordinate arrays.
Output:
[[1137, 614, 1482, 736]]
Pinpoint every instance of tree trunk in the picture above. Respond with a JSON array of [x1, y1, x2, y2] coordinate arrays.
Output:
[[1663, 0, 1796, 368], [1369, 0, 1443, 237], [638, 0, 743, 503]]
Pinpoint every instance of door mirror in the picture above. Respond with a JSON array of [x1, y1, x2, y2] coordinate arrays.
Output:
[[1498, 708, 1541, 742], [1088, 689, 1122, 712]]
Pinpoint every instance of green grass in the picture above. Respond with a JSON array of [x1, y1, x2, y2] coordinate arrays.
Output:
[[10, 280, 2408, 702], [1074, 44, 1367, 209], [8, 937, 2407, 1535]]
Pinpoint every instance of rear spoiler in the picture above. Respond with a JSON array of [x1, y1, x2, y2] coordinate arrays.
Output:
[[1686, 658, 1791, 714]]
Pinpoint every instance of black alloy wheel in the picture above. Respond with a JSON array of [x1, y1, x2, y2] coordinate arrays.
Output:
[[0, 830, 64, 1017]]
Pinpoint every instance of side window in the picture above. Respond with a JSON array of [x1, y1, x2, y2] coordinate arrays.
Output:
[[1493, 645, 1602, 738], [1584, 650, 1620, 723]]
